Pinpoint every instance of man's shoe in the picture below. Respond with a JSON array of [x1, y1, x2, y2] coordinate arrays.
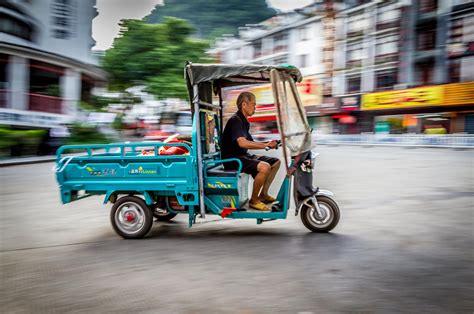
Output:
[[249, 201, 271, 211], [260, 195, 277, 204]]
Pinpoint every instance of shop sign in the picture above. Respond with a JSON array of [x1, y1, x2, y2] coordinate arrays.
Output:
[[361, 86, 444, 110], [444, 82, 474, 106], [339, 95, 360, 111]]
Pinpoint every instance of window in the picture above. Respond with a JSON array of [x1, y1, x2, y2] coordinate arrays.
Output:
[[347, 12, 369, 33], [450, 15, 474, 44], [449, 60, 460, 83], [376, 71, 397, 90], [51, 0, 75, 39], [0, 14, 33, 41], [299, 54, 309, 68], [419, 0, 437, 13], [416, 62, 435, 84], [253, 41, 262, 58], [299, 26, 310, 41], [377, 6, 400, 23], [54, 16, 70, 26], [274, 33, 288, 52], [53, 29, 70, 39], [417, 26, 436, 50], [347, 75, 361, 93], [376, 35, 398, 55], [347, 42, 365, 61]]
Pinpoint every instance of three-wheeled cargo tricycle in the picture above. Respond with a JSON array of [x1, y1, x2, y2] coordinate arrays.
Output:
[[55, 63, 340, 239]]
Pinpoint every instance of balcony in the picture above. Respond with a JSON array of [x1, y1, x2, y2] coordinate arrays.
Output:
[[376, 20, 400, 32], [375, 53, 398, 64], [28, 93, 63, 114]]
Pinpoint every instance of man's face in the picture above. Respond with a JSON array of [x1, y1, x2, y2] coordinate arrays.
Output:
[[242, 97, 256, 117]]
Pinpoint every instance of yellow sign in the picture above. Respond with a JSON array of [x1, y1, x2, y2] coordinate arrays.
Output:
[[444, 82, 474, 106], [361, 86, 444, 110]]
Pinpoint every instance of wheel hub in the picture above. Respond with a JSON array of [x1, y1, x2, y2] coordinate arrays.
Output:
[[116, 202, 145, 234], [125, 212, 136, 222]]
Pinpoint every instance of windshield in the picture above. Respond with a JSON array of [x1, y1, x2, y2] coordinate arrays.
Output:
[[271, 69, 312, 160]]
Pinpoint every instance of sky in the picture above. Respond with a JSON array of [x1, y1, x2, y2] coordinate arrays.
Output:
[[92, 0, 313, 50]]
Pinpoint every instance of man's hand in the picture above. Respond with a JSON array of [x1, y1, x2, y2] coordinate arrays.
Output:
[[267, 140, 278, 149]]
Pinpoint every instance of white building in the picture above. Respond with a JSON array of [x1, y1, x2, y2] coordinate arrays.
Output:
[[209, 6, 326, 77], [0, 0, 107, 128]]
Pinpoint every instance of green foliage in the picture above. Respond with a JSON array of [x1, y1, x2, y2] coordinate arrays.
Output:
[[39, 84, 60, 97], [112, 115, 124, 131], [79, 95, 114, 112], [0, 128, 46, 157], [144, 0, 276, 39], [67, 124, 110, 145], [102, 18, 210, 99]]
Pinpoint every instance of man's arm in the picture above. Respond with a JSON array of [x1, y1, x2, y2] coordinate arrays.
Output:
[[237, 137, 277, 150]]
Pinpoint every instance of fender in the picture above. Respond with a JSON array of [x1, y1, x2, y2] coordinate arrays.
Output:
[[103, 191, 154, 205], [316, 189, 336, 200], [295, 189, 337, 216]]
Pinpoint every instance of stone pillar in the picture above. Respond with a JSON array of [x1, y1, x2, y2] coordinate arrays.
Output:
[[60, 68, 81, 119], [7, 55, 29, 110]]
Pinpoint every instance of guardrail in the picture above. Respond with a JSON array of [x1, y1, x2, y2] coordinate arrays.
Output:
[[313, 134, 474, 149]]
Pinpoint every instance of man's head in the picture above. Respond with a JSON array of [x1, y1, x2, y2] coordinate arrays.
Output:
[[237, 92, 256, 117]]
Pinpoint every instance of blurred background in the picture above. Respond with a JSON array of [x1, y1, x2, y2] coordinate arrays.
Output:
[[0, 0, 473, 156]]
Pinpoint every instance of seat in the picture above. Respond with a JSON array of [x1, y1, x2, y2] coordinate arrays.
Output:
[[206, 164, 239, 177]]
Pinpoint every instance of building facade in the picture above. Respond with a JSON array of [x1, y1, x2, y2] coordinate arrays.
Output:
[[333, 0, 474, 134], [209, 2, 334, 130], [0, 0, 106, 128]]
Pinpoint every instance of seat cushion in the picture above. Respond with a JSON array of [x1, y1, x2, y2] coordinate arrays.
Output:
[[207, 164, 238, 177]]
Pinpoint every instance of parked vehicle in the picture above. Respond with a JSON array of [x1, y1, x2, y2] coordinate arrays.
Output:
[[55, 63, 340, 239]]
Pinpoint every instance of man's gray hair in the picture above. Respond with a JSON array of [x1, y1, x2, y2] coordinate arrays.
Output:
[[236, 92, 255, 111]]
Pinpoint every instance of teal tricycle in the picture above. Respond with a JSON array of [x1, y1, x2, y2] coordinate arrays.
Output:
[[55, 63, 340, 239]]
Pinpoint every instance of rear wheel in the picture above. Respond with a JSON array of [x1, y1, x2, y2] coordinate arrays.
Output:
[[110, 196, 153, 239], [300, 196, 340, 232], [152, 206, 178, 222]]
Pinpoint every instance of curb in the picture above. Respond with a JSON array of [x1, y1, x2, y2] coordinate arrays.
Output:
[[0, 156, 57, 167]]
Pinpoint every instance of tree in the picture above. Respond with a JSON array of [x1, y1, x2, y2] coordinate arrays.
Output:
[[101, 18, 209, 99], [144, 0, 277, 39]]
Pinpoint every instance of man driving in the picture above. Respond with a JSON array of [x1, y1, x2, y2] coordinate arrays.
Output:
[[222, 92, 280, 211]]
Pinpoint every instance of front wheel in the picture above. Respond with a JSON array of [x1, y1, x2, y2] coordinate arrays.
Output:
[[300, 195, 340, 232], [110, 196, 153, 239]]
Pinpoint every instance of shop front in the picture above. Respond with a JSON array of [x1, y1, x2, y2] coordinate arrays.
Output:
[[361, 82, 474, 134]]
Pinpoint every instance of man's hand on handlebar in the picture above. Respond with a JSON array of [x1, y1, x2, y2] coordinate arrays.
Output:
[[265, 140, 282, 151]]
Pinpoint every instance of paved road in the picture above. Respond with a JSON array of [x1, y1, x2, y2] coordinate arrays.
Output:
[[1, 146, 473, 313]]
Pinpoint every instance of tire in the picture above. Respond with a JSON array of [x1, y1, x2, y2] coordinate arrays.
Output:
[[300, 195, 340, 232], [110, 196, 153, 239], [152, 207, 178, 221]]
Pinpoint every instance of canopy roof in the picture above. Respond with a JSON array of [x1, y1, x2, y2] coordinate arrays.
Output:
[[185, 62, 303, 87]]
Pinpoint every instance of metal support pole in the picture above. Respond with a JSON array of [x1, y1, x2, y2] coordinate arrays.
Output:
[[193, 84, 206, 218]]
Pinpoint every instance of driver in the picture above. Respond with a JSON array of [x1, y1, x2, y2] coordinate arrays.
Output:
[[222, 92, 280, 211]]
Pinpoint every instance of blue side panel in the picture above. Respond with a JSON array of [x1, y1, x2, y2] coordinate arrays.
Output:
[[55, 142, 199, 205]]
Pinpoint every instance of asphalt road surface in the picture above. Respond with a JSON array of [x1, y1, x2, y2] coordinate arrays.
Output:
[[1, 146, 473, 313]]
